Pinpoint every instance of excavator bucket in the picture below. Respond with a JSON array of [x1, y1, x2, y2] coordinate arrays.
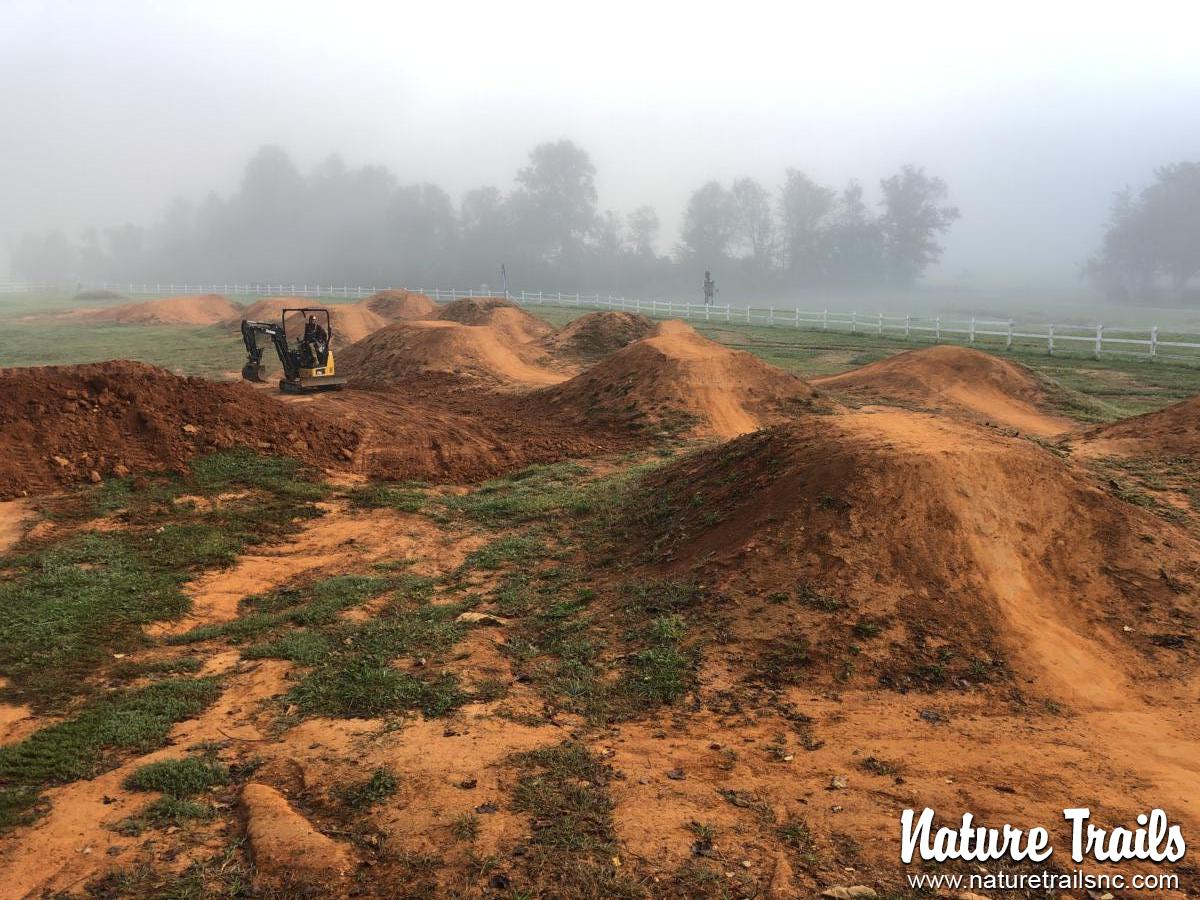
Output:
[[241, 362, 267, 383]]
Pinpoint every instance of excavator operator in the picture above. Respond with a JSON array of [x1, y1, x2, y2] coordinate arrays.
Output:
[[302, 314, 328, 367]]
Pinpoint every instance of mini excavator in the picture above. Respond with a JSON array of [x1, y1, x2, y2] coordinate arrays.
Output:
[[240, 307, 348, 393]]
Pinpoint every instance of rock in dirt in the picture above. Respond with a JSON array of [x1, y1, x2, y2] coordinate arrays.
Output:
[[241, 782, 353, 888], [456, 611, 509, 626]]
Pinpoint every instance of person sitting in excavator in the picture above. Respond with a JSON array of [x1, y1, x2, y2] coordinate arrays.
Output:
[[302, 314, 328, 367]]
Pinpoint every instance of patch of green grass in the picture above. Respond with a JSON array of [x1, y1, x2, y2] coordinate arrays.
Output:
[[124, 755, 228, 797], [116, 796, 215, 836], [450, 812, 480, 842], [110, 656, 204, 680], [345, 481, 425, 512], [511, 742, 616, 855], [288, 657, 465, 719], [461, 534, 545, 571], [171, 574, 390, 645], [0, 678, 220, 829], [336, 768, 398, 808]]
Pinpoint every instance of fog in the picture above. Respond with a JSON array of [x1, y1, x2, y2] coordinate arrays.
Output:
[[4, 0, 1199, 304]]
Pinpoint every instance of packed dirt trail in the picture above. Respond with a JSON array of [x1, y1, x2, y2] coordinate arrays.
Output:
[[51, 294, 242, 327], [814, 344, 1075, 436]]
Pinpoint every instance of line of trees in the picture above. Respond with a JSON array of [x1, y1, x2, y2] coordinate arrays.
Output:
[[1086, 162, 1200, 303], [9, 141, 961, 297]]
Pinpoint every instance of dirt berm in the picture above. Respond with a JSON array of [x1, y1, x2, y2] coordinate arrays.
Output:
[[628, 409, 1200, 702], [361, 289, 437, 321], [814, 344, 1072, 436], [531, 320, 821, 438], [1074, 393, 1200, 457], [539, 311, 655, 362], [64, 294, 242, 326], [0, 361, 359, 499], [436, 297, 552, 344], [338, 320, 569, 389]]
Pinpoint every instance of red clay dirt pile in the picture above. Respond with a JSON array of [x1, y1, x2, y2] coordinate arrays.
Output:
[[229, 298, 390, 344], [0, 361, 359, 499], [361, 289, 437, 321], [533, 320, 821, 438], [813, 344, 1072, 436], [632, 409, 1200, 702], [66, 294, 243, 327], [436, 296, 552, 345], [338, 319, 569, 389], [1075, 393, 1200, 457], [539, 310, 656, 362]]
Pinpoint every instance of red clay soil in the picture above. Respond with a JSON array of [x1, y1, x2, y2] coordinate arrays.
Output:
[[1075, 393, 1200, 456], [229, 298, 390, 345], [361, 289, 437, 321], [632, 409, 1200, 701], [299, 384, 629, 483], [338, 320, 570, 389], [813, 344, 1072, 436], [532, 320, 821, 439], [66, 294, 243, 327], [436, 297, 552, 344], [0, 361, 359, 499], [539, 311, 656, 362]]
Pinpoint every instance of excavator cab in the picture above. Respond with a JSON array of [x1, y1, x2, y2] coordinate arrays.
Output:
[[241, 307, 348, 393]]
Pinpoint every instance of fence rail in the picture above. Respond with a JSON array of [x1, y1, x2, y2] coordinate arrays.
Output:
[[5, 281, 1200, 364]]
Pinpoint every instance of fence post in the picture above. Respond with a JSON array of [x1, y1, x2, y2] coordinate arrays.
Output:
[[1007, 318, 1013, 350], [768, 306, 774, 326], [1150, 325, 1158, 359], [1095, 323, 1103, 358], [705, 303, 710, 322], [795, 307, 800, 328], [851, 311, 857, 333], [823, 309, 828, 332], [877, 312, 883, 336], [969, 317, 976, 344], [935, 316, 941, 340], [726, 304, 731, 322], [746, 305, 750, 324], [905, 315, 911, 339], [1048, 323, 1055, 356]]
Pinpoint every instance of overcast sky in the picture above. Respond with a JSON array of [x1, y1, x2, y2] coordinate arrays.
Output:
[[3, 0, 1199, 288]]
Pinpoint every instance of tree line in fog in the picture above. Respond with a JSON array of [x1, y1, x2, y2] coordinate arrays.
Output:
[[10, 141, 965, 299]]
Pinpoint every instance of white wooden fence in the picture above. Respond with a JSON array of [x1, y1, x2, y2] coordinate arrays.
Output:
[[6, 280, 1200, 364]]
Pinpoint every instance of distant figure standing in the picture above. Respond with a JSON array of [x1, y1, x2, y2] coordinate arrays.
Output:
[[703, 270, 717, 306]]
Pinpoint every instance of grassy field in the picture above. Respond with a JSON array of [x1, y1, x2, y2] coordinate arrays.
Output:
[[4, 291, 1200, 421]]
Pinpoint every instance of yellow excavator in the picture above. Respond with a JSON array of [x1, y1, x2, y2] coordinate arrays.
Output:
[[240, 307, 347, 393]]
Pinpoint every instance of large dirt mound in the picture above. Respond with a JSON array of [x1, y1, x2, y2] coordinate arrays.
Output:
[[540, 311, 656, 362], [69, 294, 242, 326], [437, 297, 552, 344], [813, 345, 1070, 436], [1076, 394, 1200, 456], [339, 320, 568, 389], [533, 320, 820, 438], [631, 409, 1200, 700], [230, 299, 389, 345], [0, 361, 359, 499], [362, 289, 437, 322]]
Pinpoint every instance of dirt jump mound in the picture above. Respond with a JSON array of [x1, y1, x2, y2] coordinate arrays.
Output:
[[69, 294, 242, 327], [230, 298, 389, 345], [814, 344, 1070, 436], [0, 361, 359, 499], [534, 320, 820, 438], [361, 289, 437, 322], [540, 311, 656, 362], [1076, 394, 1200, 457], [338, 320, 568, 389], [436, 297, 552, 345], [632, 409, 1200, 701]]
